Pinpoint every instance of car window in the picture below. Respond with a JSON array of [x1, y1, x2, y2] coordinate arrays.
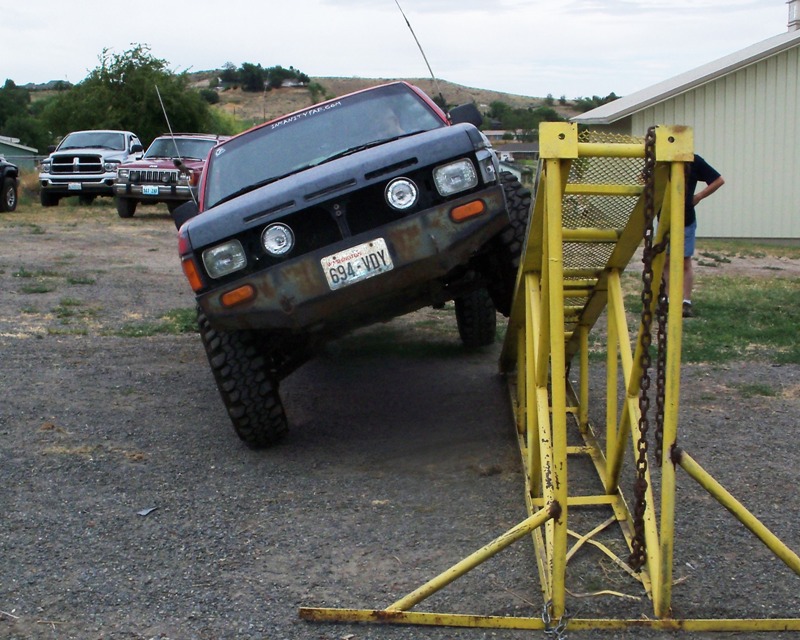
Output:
[[145, 138, 217, 160], [59, 131, 126, 150], [204, 84, 445, 209]]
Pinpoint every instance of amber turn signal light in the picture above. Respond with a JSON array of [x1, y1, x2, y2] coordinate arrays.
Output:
[[181, 257, 204, 292], [221, 284, 256, 308], [450, 199, 485, 222]]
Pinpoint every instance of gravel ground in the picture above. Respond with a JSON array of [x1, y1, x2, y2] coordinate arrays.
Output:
[[1, 204, 799, 640]]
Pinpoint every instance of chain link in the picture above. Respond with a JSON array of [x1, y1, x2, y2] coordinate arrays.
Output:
[[629, 126, 658, 572], [542, 601, 571, 639]]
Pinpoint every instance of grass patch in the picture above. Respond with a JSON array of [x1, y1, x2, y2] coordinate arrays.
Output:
[[20, 282, 56, 294], [592, 274, 800, 365], [682, 276, 800, 363], [14, 267, 55, 278], [732, 382, 778, 398], [67, 275, 97, 285], [113, 308, 198, 337]]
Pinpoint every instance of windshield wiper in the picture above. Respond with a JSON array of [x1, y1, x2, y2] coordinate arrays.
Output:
[[213, 169, 303, 208]]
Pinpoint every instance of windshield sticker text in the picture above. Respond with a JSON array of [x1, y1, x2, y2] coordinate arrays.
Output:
[[270, 101, 342, 129]]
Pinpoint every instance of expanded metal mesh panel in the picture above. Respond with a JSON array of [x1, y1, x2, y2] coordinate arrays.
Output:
[[562, 130, 645, 232], [562, 194, 635, 230], [562, 241, 616, 271]]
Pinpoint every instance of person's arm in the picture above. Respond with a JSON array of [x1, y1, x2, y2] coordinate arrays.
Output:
[[692, 175, 724, 207]]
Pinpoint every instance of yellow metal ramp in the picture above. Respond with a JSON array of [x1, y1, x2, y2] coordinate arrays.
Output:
[[300, 122, 800, 634]]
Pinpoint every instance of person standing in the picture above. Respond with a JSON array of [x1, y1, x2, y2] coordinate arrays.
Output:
[[668, 154, 725, 318]]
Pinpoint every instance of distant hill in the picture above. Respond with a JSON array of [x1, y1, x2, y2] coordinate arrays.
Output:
[[188, 73, 580, 125]]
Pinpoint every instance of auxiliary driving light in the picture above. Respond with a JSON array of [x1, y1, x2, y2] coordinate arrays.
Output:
[[385, 177, 418, 211], [262, 223, 295, 256]]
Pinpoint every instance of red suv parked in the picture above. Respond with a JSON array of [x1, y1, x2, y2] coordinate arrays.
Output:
[[113, 133, 228, 218]]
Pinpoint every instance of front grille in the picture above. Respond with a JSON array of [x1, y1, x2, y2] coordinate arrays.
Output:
[[52, 154, 102, 175], [131, 169, 178, 184]]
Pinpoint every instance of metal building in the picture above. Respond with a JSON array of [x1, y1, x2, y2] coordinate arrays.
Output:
[[0, 135, 38, 171], [572, 25, 800, 240]]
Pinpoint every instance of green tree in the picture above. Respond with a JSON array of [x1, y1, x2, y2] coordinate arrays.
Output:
[[38, 44, 222, 147], [239, 62, 267, 92], [219, 61, 239, 85], [0, 79, 30, 128], [574, 92, 620, 113]]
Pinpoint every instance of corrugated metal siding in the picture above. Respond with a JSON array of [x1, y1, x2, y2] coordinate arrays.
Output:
[[625, 45, 800, 239]]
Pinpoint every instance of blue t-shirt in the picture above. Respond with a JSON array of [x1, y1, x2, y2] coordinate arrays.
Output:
[[685, 154, 721, 227]]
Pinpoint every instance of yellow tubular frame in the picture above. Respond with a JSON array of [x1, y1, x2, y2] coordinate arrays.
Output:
[[299, 123, 800, 633]]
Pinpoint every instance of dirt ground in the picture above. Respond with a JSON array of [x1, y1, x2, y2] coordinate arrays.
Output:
[[1, 202, 799, 640]]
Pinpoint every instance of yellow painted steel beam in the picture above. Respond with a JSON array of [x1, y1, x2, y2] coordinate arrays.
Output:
[[299, 609, 800, 632], [387, 505, 558, 612]]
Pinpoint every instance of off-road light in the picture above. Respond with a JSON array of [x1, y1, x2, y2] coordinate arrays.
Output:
[[385, 177, 418, 210], [433, 159, 478, 196], [202, 240, 247, 279], [262, 223, 295, 256]]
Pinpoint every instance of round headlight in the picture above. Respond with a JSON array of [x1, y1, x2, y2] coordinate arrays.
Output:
[[262, 223, 295, 256], [385, 177, 418, 211]]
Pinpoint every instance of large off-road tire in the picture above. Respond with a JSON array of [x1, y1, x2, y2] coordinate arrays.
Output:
[[115, 197, 137, 218], [455, 287, 497, 348], [0, 177, 17, 212], [40, 191, 59, 207], [196, 307, 289, 449], [486, 171, 532, 316]]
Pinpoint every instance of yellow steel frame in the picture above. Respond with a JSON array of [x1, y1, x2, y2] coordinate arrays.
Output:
[[299, 123, 800, 633]]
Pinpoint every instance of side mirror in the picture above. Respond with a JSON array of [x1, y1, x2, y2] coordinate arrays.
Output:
[[171, 200, 199, 230], [449, 103, 483, 128], [131, 143, 144, 154], [47, 145, 57, 154]]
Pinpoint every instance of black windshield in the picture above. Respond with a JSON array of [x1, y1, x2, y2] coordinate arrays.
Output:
[[204, 83, 445, 209]]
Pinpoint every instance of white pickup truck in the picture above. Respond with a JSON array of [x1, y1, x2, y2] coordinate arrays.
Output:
[[39, 130, 144, 206]]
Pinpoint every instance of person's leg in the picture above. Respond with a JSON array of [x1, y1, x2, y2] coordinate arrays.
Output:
[[682, 221, 697, 302], [683, 256, 693, 301], [682, 221, 697, 317]]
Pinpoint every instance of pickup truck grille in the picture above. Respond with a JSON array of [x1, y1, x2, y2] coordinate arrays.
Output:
[[51, 154, 103, 175], [130, 169, 179, 184]]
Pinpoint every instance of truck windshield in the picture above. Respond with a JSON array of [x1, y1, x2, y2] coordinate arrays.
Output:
[[145, 138, 218, 160], [204, 83, 445, 209], [59, 131, 126, 151]]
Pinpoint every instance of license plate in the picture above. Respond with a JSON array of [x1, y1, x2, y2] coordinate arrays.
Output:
[[142, 185, 159, 196], [321, 238, 393, 290], [68, 182, 82, 191]]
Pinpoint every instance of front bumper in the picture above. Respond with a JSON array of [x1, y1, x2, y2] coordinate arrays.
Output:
[[114, 183, 197, 202], [196, 185, 508, 335], [39, 175, 116, 196]]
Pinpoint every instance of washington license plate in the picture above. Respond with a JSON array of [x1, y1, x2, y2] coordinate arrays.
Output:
[[321, 238, 393, 290], [142, 185, 159, 196], [68, 182, 82, 191]]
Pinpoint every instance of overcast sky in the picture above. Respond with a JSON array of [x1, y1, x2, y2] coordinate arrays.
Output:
[[2, 0, 790, 99]]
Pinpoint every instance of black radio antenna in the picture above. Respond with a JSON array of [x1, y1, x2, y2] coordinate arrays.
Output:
[[394, 0, 446, 108]]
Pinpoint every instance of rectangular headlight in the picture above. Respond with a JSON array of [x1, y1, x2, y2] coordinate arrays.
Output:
[[433, 159, 478, 196], [202, 240, 247, 279]]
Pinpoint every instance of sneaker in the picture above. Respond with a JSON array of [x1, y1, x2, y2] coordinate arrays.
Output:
[[682, 302, 695, 318]]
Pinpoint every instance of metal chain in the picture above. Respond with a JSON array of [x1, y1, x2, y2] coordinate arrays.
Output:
[[655, 278, 668, 461], [542, 601, 571, 639], [629, 126, 657, 572]]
